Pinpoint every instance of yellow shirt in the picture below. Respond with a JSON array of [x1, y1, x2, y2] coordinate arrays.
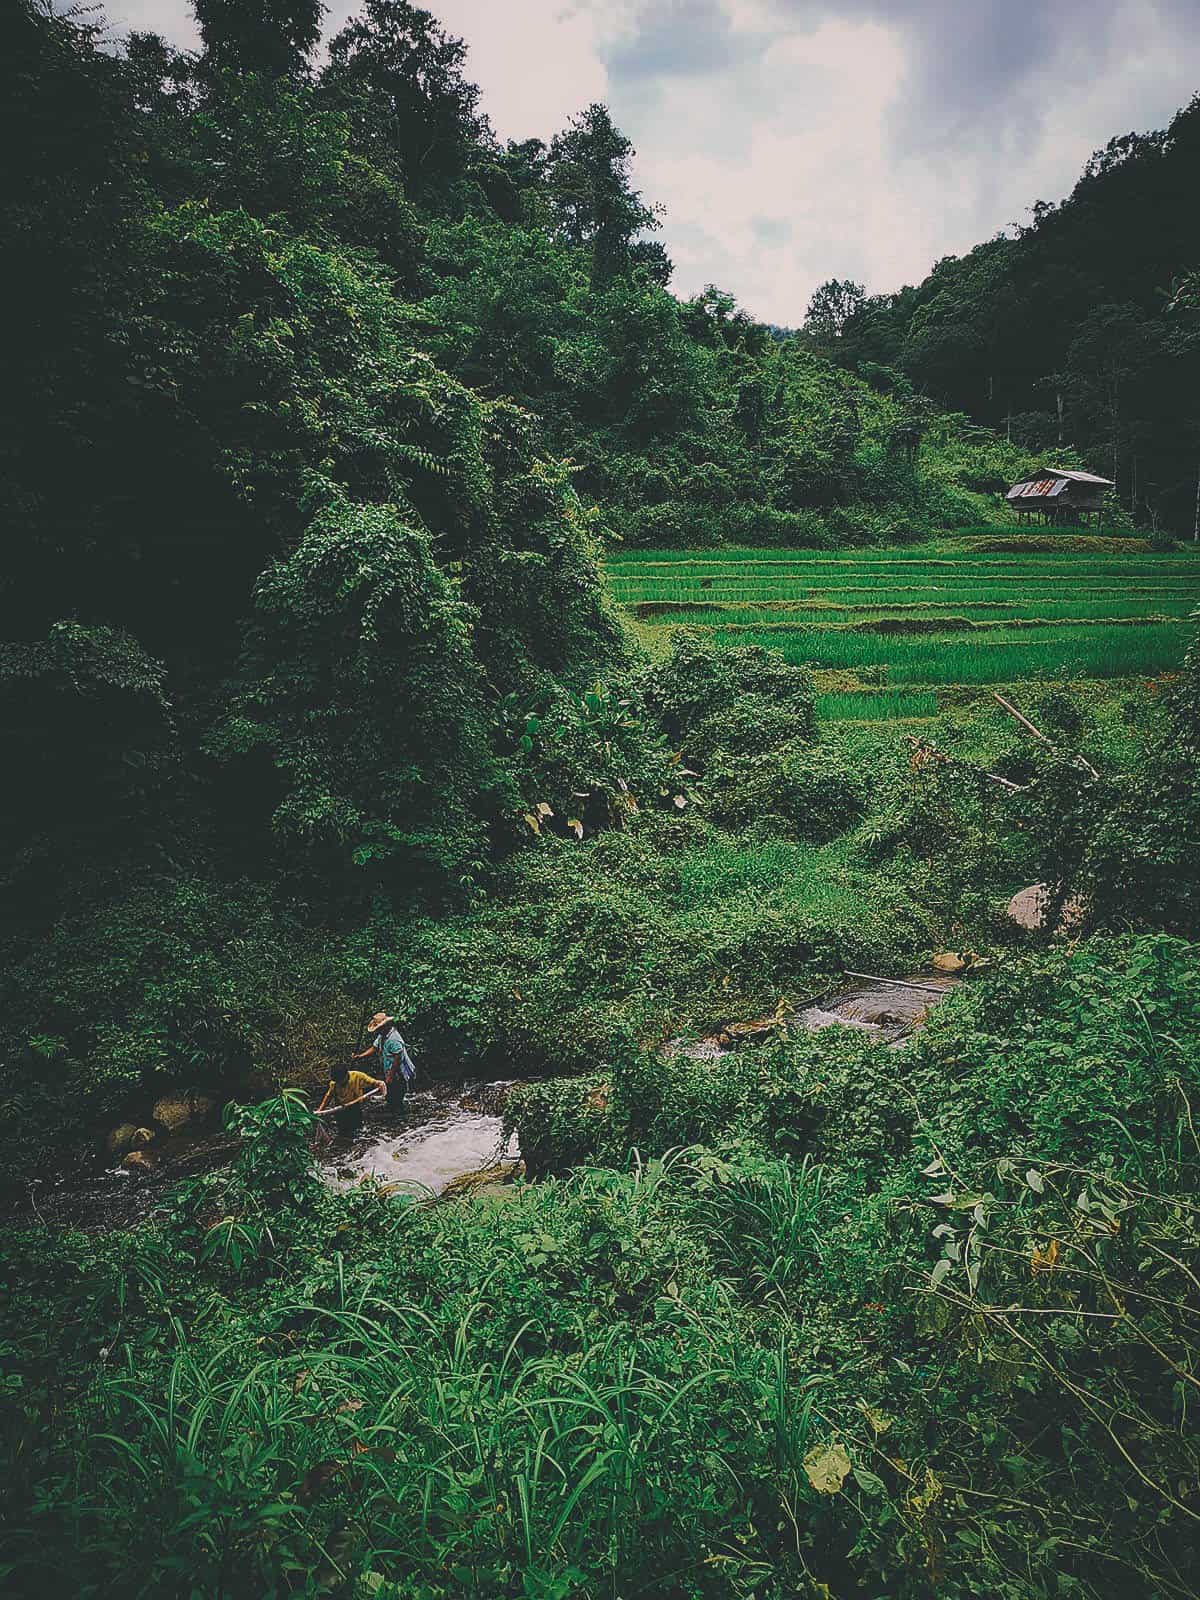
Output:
[[327, 1070, 381, 1107]]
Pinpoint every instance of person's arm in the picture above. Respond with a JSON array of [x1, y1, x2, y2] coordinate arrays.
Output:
[[352, 1043, 377, 1062], [363, 1076, 386, 1101]]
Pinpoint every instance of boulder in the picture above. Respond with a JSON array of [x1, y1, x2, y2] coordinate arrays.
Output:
[[931, 951, 968, 974], [1007, 884, 1086, 934], [1007, 884, 1050, 931], [152, 1090, 216, 1134], [106, 1122, 141, 1157], [121, 1149, 157, 1174], [107, 1123, 157, 1157]]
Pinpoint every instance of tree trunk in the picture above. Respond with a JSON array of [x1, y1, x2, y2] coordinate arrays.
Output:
[[1110, 378, 1120, 500]]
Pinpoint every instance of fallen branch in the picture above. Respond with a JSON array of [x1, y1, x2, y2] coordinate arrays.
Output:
[[984, 771, 1028, 792], [992, 692, 1100, 780], [842, 971, 953, 996]]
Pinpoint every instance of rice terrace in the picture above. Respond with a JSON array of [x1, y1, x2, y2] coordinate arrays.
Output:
[[610, 535, 1200, 712]]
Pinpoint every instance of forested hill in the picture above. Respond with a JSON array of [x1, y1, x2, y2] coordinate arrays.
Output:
[[0, 0, 1042, 926], [807, 97, 1200, 532]]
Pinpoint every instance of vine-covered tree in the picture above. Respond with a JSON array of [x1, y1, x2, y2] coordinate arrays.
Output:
[[322, 0, 488, 205], [546, 103, 662, 288], [193, 0, 324, 77]]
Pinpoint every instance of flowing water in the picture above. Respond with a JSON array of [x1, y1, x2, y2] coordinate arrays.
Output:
[[10, 1079, 521, 1233], [9, 974, 957, 1231], [665, 972, 959, 1058], [797, 974, 959, 1041], [321, 1081, 519, 1196]]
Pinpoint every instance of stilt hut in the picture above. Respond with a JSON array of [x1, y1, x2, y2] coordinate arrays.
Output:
[[1004, 467, 1114, 525]]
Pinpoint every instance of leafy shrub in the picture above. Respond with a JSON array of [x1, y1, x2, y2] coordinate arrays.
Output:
[[1031, 682, 1090, 739], [719, 504, 835, 547], [827, 504, 924, 544], [690, 698, 807, 762], [1020, 621, 1200, 936], [495, 677, 681, 839], [909, 934, 1200, 1181], [706, 740, 869, 839], [0, 875, 358, 1192], [643, 632, 817, 748], [503, 1073, 612, 1176], [622, 499, 724, 548]]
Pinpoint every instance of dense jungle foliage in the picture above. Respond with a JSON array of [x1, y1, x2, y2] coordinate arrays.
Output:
[[2, 3, 1199, 1597]]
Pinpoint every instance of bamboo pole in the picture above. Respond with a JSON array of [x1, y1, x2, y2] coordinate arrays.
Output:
[[992, 692, 1100, 780], [314, 1090, 385, 1118], [841, 971, 955, 996]]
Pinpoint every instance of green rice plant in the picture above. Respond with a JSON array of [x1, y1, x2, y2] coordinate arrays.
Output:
[[817, 690, 939, 721], [609, 571, 1200, 596], [629, 596, 1200, 623], [712, 621, 1190, 684]]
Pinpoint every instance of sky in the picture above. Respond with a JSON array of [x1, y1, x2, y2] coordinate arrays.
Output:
[[105, 0, 1200, 325]]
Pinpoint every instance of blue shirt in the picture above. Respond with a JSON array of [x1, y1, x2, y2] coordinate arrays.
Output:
[[376, 1025, 414, 1082]]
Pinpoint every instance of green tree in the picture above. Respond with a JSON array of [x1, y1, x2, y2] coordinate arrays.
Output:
[[192, 0, 324, 78], [803, 277, 866, 341], [322, 0, 488, 207], [546, 103, 662, 288]]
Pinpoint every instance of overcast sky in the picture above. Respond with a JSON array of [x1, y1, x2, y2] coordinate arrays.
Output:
[[106, 0, 1200, 325]]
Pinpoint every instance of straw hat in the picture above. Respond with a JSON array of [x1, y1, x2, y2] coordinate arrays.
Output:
[[367, 1012, 393, 1033]]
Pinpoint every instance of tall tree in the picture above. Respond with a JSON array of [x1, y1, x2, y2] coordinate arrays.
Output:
[[803, 279, 866, 342], [192, 0, 324, 77], [546, 104, 661, 289], [322, 0, 487, 206]]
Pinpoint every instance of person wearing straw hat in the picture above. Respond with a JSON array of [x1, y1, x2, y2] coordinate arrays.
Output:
[[353, 1012, 416, 1112]]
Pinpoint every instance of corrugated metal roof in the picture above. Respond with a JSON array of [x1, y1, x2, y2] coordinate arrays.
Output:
[[1006, 466, 1114, 500], [1007, 476, 1069, 500], [1034, 466, 1114, 486]]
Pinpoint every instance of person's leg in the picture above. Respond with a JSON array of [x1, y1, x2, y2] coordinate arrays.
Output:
[[386, 1071, 407, 1113], [334, 1105, 363, 1137]]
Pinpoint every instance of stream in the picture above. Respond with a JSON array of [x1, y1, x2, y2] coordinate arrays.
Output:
[[9, 974, 958, 1233], [13, 1079, 520, 1234]]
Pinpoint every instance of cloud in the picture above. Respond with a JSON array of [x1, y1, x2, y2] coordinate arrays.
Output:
[[599, 0, 769, 83], [589, 0, 1200, 319], [101, 0, 1200, 324]]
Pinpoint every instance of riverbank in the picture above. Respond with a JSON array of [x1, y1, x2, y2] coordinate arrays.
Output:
[[4, 933, 1196, 1600]]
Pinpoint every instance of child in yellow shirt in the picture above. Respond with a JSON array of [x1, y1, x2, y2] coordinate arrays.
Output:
[[317, 1062, 385, 1136]]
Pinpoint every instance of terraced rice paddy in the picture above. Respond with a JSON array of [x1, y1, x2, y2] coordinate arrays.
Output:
[[609, 541, 1200, 720]]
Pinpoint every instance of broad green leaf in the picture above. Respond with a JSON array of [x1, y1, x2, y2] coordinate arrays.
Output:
[[804, 1441, 852, 1495]]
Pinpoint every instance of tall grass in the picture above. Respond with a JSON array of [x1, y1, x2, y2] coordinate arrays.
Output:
[[716, 621, 1189, 683], [817, 689, 939, 721], [2, 1158, 831, 1598], [673, 836, 864, 913]]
